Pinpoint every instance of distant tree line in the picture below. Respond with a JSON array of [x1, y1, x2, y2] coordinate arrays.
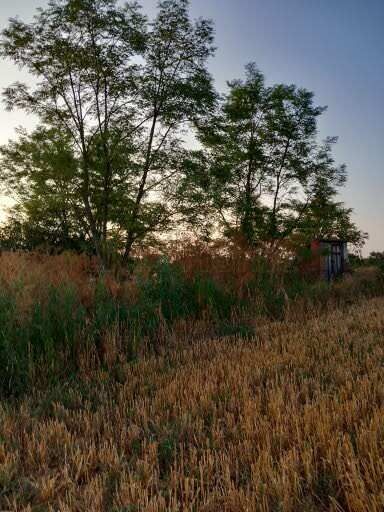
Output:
[[0, 0, 366, 266]]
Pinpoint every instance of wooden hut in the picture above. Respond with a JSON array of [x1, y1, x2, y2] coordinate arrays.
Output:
[[309, 239, 349, 281], [299, 239, 349, 281]]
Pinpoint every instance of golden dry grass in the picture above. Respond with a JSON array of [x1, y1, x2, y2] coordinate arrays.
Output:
[[1, 294, 384, 511]]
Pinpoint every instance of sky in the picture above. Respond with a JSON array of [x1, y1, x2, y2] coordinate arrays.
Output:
[[0, 0, 383, 253]]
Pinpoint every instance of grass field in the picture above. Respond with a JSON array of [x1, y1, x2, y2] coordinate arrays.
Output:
[[1, 289, 384, 511]]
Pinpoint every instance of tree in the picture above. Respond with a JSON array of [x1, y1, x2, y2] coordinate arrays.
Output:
[[1, 0, 216, 265], [369, 252, 384, 261], [119, 0, 216, 263], [192, 64, 364, 249], [0, 126, 89, 251], [292, 137, 367, 249], [191, 63, 270, 244]]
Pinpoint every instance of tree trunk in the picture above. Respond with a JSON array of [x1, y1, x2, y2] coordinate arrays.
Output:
[[122, 111, 159, 265]]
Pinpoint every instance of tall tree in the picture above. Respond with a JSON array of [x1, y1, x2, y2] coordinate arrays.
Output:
[[1, 0, 146, 261], [192, 64, 363, 249], [1, 0, 215, 265], [262, 83, 324, 241], [120, 0, 216, 263], [192, 63, 270, 244]]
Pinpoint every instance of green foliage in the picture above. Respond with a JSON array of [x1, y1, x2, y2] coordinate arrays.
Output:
[[0, 257, 288, 396], [189, 64, 365, 249], [0, 261, 225, 396], [93, 281, 123, 334], [0, 127, 89, 251], [0, 0, 216, 263], [246, 259, 287, 319], [29, 285, 84, 359], [0, 1, 365, 258], [136, 259, 198, 324], [129, 258, 236, 338]]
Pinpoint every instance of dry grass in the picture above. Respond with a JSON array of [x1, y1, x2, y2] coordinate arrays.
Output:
[[0, 252, 98, 310], [1, 293, 384, 511]]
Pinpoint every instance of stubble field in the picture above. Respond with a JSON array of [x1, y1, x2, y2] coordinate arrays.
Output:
[[1, 291, 384, 511]]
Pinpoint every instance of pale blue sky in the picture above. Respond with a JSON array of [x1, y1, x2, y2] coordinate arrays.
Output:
[[0, 0, 383, 253]]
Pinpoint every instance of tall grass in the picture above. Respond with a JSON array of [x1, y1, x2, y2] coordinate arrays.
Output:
[[0, 248, 383, 397]]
